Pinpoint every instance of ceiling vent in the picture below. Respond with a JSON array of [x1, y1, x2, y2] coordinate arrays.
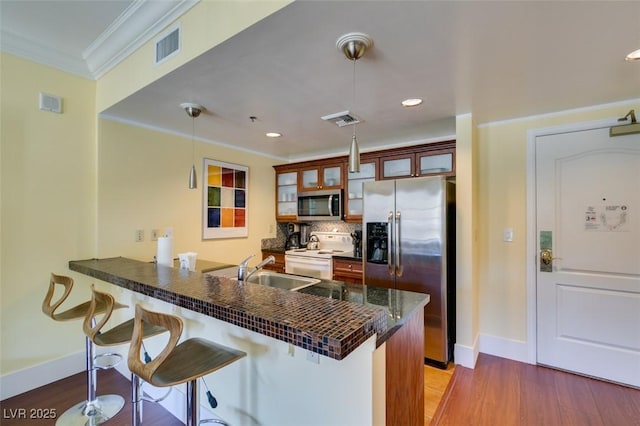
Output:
[[321, 110, 362, 127], [155, 24, 181, 65]]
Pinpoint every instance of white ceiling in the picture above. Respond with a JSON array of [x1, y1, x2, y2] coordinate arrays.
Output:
[[3, 1, 640, 161]]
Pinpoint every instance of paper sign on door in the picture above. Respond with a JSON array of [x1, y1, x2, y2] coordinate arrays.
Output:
[[584, 205, 629, 232]]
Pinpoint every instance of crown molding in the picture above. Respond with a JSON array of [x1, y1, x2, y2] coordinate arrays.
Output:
[[0, 0, 198, 80], [85, 0, 199, 79], [1, 29, 92, 79]]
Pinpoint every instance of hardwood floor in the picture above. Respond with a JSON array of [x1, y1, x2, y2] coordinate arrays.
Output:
[[424, 362, 455, 425], [0, 369, 182, 425], [3, 354, 639, 425], [432, 353, 640, 426]]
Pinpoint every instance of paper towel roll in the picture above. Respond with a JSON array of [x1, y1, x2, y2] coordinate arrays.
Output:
[[157, 237, 173, 267]]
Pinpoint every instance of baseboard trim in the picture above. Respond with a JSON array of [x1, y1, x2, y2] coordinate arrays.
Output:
[[453, 336, 478, 368], [0, 351, 85, 400], [478, 333, 529, 364]]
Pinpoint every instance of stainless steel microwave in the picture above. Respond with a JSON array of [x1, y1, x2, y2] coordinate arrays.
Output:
[[297, 190, 343, 221]]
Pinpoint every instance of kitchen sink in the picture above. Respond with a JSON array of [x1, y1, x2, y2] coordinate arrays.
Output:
[[245, 270, 320, 291]]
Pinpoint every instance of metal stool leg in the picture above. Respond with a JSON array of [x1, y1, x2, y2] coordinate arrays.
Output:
[[55, 336, 125, 425], [131, 374, 143, 426], [186, 379, 199, 426]]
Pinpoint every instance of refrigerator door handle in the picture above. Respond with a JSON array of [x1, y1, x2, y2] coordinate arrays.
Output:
[[387, 211, 394, 276], [395, 210, 402, 276]]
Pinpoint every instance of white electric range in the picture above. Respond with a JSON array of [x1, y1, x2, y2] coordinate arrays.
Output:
[[284, 232, 353, 279]]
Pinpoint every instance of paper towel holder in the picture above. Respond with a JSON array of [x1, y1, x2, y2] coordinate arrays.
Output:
[[180, 102, 205, 189]]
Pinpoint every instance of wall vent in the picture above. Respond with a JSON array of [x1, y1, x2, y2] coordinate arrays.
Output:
[[321, 110, 361, 127], [155, 24, 181, 65], [39, 92, 62, 114]]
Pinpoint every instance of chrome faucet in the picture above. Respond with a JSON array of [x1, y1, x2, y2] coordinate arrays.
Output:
[[237, 255, 275, 281]]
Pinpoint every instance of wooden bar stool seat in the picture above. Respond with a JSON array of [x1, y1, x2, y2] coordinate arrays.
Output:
[[83, 285, 167, 353], [42, 273, 124, 425], [128, 304, 246, 426]]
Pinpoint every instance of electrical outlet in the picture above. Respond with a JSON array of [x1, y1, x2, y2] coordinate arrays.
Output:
[[268, 223, 275, 235], [151, 229, 160, 241], [135, 229, 144, 242], [164, 227, 173, 238]]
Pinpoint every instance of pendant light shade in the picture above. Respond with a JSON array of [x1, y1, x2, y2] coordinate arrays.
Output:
[[189, 164, 197, 189], [348, 133, 360, 173], [337, 32, 373, 174], [180, 102, 204, 189]]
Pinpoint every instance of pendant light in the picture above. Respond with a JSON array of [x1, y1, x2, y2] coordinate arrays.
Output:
[[337, 32, 373, 173], [180, 102, 204, 189]]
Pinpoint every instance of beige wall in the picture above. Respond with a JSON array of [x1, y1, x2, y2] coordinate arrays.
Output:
[[97, 119, 278, 264], [454, 114, 479, 353], [476, 100, 639, 345], [0, 53, 97, 373]]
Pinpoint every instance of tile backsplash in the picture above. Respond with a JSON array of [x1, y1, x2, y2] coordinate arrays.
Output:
[[261, 221, 362, 249]]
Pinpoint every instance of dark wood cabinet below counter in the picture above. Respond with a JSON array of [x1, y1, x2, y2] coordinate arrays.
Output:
[[333, 257, 363, 285], [262, 251, 285, 273]]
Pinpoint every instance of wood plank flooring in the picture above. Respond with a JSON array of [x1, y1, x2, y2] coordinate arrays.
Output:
[[424, 362, 455, 425], [433, 353, 640, 426], [0, 369, 182, 425], [2, 353, 639, 425]]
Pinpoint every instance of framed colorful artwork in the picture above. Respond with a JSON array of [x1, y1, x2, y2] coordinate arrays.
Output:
[[202, 158, 248, 239]]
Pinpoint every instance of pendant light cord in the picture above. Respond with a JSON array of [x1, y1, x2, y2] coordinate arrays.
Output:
[[352, 56, 357, 139], [191, 116, 195, 162]]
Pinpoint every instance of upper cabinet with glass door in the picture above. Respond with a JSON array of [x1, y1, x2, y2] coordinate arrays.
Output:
[[379, 141, 455, 180], [344, 157, 377, 222], [298, 162, 342, 192], [275, 168, 298, 221]]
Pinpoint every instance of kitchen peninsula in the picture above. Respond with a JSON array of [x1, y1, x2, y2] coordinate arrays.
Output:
[[69, 257, 428, 426]]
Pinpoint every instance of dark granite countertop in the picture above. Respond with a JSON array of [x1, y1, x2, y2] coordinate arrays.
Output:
[[296, 279, 428, 346], [69, 257, 428, 360]]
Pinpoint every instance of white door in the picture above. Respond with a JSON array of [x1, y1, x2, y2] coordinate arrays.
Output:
[[536, 126, 640, 387]]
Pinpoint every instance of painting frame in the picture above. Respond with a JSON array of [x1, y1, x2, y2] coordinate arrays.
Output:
[[202, 158, 249, 239]]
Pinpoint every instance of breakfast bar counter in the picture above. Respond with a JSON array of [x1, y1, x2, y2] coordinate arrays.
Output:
[[69, 256, 427, 360], [68, 256, 429, 426]]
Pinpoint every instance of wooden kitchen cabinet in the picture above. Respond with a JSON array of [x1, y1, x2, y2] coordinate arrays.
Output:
[[261, 251, 285, 273], [333, 257, 363, 285], [378, 140, 455, 180], [273, 140, 455, 222], [274, 166, 298, 222], [343, 156, 377, 223], [299, 162, 342, 192]]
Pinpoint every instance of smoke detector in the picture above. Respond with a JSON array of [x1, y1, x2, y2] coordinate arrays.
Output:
[[321, 110, 362, 127]]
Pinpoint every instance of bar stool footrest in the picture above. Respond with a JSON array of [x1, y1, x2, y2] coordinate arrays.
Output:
[[200, 419, 229, 425], [93, 352, 122, 370]]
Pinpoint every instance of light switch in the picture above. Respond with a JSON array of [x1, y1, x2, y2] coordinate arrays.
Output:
[[503, 228, 513, 242]]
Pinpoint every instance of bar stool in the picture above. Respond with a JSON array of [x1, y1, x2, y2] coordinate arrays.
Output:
[[83, 285, 170, 421], [128, 304, 247, 426], [42, 273, 124, 425]]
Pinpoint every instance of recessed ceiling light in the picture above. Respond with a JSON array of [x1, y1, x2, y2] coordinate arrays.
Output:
[[626, 48, 640, 61], [401, 98, 423, 107], [266, 132, 282, 138]]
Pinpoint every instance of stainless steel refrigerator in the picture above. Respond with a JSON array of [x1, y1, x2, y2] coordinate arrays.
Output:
[[363, 176, 455, 367]]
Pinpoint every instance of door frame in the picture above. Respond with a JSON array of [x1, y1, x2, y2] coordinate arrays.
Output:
[[525, 116, 622, 364]]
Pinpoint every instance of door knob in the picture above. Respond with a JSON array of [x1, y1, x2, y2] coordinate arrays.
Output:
[[540, 248, 560, 265]]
